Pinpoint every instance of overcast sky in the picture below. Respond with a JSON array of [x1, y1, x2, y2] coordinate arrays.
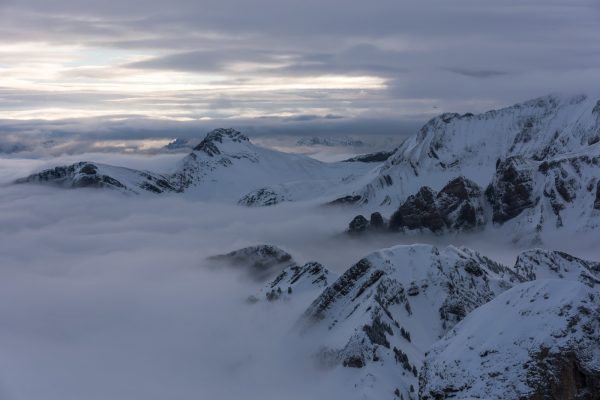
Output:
[[1, 0, 599, 151]]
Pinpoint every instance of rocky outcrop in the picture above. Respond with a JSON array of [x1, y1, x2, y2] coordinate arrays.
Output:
[[338, 94, 600, 213], [193, 128, 249, 156], [299, 244, 522, 399], [343, 150, 395, 163], [420, 280, 600, 400], [485, 157, 538, 224], [261, 261, 335, 302], [514, 248, 600, 287], [389, 187, 444, 232], [525, 347, 600, 400], [15, 161, 177, 194], [595, 181, 600, 210], [348, 212, 387, 234], [348, 215, 369, 233], [207, 244, 295, 282], [238, 187, 287, 207], [388, 177, 485, 233]]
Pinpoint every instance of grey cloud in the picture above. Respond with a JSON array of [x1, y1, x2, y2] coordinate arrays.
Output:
[[126, 49, 283, 73], [0, 0, 599, 142], [0, 113, 421, 156], [445, 68, 508, 79]]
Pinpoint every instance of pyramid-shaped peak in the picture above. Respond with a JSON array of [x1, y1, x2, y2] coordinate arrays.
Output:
[[193, 128, 250, 155]]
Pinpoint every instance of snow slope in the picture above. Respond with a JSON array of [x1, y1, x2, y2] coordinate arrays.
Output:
[[17, 128, 375, 205], [297, 244, 523, 399], [343, 94, 600, 207], [14, 161, 178, 194], [338, 94, 600, 240], [420, 279, 600, 399]]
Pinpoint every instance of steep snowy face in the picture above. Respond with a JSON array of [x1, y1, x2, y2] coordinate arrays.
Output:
[[15, 161, 178, 194], [337, 95, 600, 240], [171, 128, 374, 203], [341, 94, 600, 209], [254, 261, 336, 303], [298, 244, 522, 398], [420, 279, 600, 400], [514, 249, 600, 287]]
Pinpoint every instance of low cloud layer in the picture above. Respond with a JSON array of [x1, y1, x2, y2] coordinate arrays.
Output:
[[0, 115, 421, 156], [1, 154, 599, 399]]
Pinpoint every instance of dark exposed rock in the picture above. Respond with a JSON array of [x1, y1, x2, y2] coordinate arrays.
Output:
[[15, 162, 128, 190], [514, 249, 600, 287], [80, 163, 98, 175], [388, 177, 485, 233], [329, 195, 363, 206], [348, 215, 369, 233], [437, 177, 484, 230], [302, 258, 373, 322], [486, 157, 537, 224], [389, 187, 445, 232], [208, 244, 294, 282], [343, 150, 395, 163], [342, 355, 365, 368], [14, 161, 181, 194], [363, 316, 393, 348], [347, 212, 387, 234], [193, 128, 249, 156], [253, 262, 333, 303], [238, 187, 286, 207], [595, 181, 600, 210], [369, 212, 385, 229], [526, 348, 600, 400]]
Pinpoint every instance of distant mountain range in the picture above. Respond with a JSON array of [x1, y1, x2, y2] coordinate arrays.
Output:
[[16, 128, 373, 204], [296, 136, 366, 147], [18, 93, 600, 242]]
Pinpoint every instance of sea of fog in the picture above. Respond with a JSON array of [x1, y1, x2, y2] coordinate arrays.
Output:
[[0, 154, 598, 400]]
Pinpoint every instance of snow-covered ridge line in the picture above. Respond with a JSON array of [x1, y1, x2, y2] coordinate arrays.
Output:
[[292, 243, 600, 399], [15, 128, 376, 205], [339, 93, 600, 209]]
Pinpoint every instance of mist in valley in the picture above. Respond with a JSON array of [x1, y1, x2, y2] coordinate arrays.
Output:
[[0, 153, 598, 400]]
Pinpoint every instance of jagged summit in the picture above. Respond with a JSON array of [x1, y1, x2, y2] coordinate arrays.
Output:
[[297, 243, 522, 398], [337, 93, 600, 209], [514, 248, 600, 287], [193, 128, 250, 155], [336, 93, 600, 242]]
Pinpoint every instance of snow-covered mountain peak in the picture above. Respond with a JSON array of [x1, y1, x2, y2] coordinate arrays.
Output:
[[296, 243, 522, 398], [192, 128, 250, 156], [340, 93, 600, 210]]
